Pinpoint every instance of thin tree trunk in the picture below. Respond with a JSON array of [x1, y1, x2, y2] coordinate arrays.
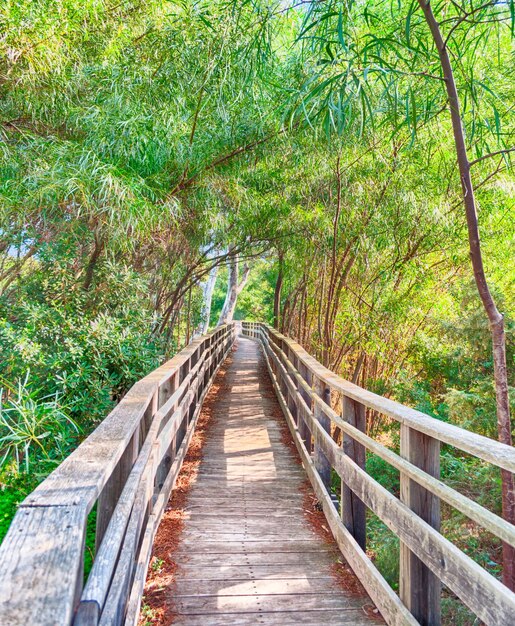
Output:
[[83, 234, 104, 291], [273, 251, 284, 329], [196, 263, 218, 336], [217, 253, 250, 325], [418, 0, 514, 590], [0, 245, 37, 294]]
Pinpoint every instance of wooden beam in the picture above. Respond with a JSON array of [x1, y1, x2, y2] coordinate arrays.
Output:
[[341, 397, 366, 551], [400, 426, 441, 625]]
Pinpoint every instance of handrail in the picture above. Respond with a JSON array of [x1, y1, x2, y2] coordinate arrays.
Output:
[[0, 324, 235, 626], [242, 321, 515, 626]]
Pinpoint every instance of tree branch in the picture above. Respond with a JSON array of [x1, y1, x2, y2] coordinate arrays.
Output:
[[470, 147, 515, 167]]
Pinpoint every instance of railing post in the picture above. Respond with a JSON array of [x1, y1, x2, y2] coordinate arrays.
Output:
[[154, 373, 178, 494], [286, 347, 299, 426], [400, 425, 441, 626], [96, 429, 139, 550], [188, 347, 199, 423], [341, 397, 367, 550], [313, 376, 332, 490], [298, 361, 312, 453]]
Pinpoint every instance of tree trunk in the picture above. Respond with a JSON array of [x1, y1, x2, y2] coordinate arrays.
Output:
[[83, 234, 104, 291], [417, 0, 515, 590], [195, 263, 218, 337], [273, 251, 284, 329], [217, 254, 250, 325]]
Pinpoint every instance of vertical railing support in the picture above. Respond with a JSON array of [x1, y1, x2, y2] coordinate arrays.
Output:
[[400, 425, 441, 626], [95, 429, 139, 550], [298, 362, 312, 453], [313, 377, 332, 490], [341, 397, 367, 550], [154, 373, 178, 494]]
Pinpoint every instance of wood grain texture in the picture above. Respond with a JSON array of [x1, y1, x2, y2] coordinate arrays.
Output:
[[260, 324, 515, 472], [258, 332, 417, 626], [164, 336, 380, 626], [0, 325, 234, 626], [250, 322, 515, 626], [0, 505, 86, 626], [399, 425, 441, 626]]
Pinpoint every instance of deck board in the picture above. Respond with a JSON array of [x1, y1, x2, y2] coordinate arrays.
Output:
[[165, 336, 380, 625]]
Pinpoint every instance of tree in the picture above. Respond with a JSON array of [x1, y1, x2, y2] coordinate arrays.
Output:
[[281, 0, 515, 589], [217, 251, 251, 325]]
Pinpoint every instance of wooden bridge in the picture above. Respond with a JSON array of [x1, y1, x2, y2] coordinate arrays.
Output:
[[1, 323, 515, 626]]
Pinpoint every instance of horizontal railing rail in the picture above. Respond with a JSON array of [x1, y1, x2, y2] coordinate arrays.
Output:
[[0, 324, 235, 626], [242, 321, 515, 626]]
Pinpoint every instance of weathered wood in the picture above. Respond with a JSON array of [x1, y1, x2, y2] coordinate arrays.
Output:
[[318, 429, 515, 625], [98, 479, 152, 626], [81, 338, 227, 618], [261, 339, 417, 626], [173, 593, 368, 614], [313, 377, 332, 491], [341, 397, 366, 551], [123, 514, 155, 626], [154, 368, 178, 496], [0, 505, 87, 626], [173, 577, 341, 596], [310, 390, 515, 547], [96, 429, 139, 550], [252, 322, 515, 626], [298, 361, 313, 451], [170, 610, 375, 626], [4, 320, 514, 626], [264, 326, 515, 472], [177, 564, 335, 580], [0, 325, 234, 626], [400, 425, 441, 626], [164, 336, 379, 626]]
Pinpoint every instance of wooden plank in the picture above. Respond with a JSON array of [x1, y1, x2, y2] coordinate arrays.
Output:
[[173, 577, 340, 596], [261, 322, 515, 623], [400, 425, 441, 626], [261, 341, 416, 626], [96, 429, 140, 550], [81, 362, 204, 612], [176, 552, 340, 568], [312, 392, 515, 547], [265, 326, 515, 472], [170, 609, 375, 626], [100, 335, 233, 626], [123, 514, 155, 626], [172, 592, 366, 614], [154, 335, 379, 626], [313, 376, 332, 490], [176, 540, 333, 554], [177, 565, 336, 580], [318, 426, 515, 625], [0, 505, 86, 626], [98, 480, 151, 626], [341, 397, 366, 551]]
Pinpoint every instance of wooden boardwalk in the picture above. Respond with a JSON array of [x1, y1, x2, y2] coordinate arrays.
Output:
[[167, 336, 378, 625], [2, 324, 515, 626]]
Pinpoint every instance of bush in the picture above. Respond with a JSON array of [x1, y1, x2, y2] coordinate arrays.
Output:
[[0, 375, 78, 474]]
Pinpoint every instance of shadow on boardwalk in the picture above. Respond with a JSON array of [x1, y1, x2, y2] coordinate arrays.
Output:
[[140, 336, 382, 626]]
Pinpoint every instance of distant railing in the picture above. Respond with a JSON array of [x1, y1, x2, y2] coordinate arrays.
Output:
[[242, 321, 515, 626], [0, 324, 235, 626]]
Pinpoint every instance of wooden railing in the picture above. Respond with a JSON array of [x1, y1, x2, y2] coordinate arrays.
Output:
[[0, 324, 235, 626], [242, 321, 515, 626]]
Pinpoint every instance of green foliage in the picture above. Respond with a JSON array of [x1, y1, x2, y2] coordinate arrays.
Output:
[[0, 375, 78, 474], [0, 473, 38, 543], [0, 265, 164, 428], [235, 260, 275, 323], [367, 514, 400, 590], [0, 3, 513, 620]]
